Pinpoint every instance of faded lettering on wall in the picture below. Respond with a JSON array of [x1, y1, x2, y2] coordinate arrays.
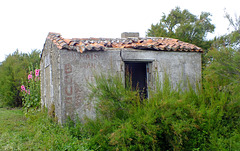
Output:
[[63, 53, 103, 118], [64, 63, 74, 117]]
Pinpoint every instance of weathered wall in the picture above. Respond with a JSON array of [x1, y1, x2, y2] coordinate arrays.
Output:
[[60, 49, 123, 122], [40, 39, 52, 109], [41, 45, 201, 123], [121, 49, 201, 89], [41, 39, 62, 123]]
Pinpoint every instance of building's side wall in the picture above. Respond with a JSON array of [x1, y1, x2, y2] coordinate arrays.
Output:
[[51, 42, 62, 123], [40, 39, 62, 123], [40, 40, 51, 109], [59, 49, 123, 122], [121, 49, 202, 90]]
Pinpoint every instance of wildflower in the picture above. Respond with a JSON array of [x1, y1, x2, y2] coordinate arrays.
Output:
[[21, 85, 26, 91], [35, 69, 40, 77], [27, 89, 30, 95], [28, 74, 33, 80]]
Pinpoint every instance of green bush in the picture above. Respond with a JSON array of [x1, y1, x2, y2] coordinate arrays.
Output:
[[0, 50, 40, 107], [71, 72, 240, 150], [88, 73, 141, 121]]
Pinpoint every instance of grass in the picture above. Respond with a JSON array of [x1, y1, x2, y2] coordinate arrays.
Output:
[[0, 108, 27, 150], [0, 108, 86, 151]]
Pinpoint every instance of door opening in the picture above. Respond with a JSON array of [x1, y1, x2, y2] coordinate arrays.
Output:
[[125, 62, 148, 98]]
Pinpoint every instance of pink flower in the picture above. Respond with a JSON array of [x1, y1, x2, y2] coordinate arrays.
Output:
[[35, 69, 40, 77], [21, 85, 26, 91], [28, 74, 33, 80], [27, 90, 30, 95]]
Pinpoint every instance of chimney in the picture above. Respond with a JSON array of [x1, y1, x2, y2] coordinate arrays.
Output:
[[121, 32, 139, 38]]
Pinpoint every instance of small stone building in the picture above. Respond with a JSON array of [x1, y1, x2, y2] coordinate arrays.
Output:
[[40, 32, 202, 123]]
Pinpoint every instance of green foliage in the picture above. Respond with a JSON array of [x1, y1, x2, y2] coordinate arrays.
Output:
[[200, 14, 240, 150], [21, 65, 41, 113], [209, 11, 240, 53], [70, 73, 239, 150], [0, 49, 40, 107], [0, 108, 86, 150], [88, 73, 141, 120], [204, 47, 240, 89], [147, 7, 215, 50], [204, 12, 240, 97]]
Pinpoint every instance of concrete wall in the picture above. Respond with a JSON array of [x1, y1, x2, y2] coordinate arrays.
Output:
[[121, 49, 201, 89], [41, 39, 62, 123], [41, 39, 52, 110], [41, 45, 201, 123], [59, 49, 123, 122]]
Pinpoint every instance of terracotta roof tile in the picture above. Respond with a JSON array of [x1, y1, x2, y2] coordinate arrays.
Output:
[[63, 39, 71, 44], [47, 32, 203, 53]]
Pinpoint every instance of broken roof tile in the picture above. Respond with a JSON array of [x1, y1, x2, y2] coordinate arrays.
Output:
[[63, 39, 71, 44], [47, 32, 203, 53]]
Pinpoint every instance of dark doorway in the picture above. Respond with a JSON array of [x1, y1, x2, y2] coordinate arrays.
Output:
[[125, 62, 148, 98]]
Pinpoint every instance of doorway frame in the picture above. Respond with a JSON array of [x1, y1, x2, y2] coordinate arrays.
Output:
[[123, 59, 154, 98]]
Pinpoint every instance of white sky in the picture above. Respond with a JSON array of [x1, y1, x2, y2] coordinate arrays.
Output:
[[0, 0, 239, 62]]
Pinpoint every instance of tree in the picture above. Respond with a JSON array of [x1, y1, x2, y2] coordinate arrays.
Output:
[[147, 7, 215, 50], [212, 10, 240, 51], [204, 12, 240, 98], [0, 49, 40, 107]]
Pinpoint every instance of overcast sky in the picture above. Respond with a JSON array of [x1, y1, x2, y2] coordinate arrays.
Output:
[[0, 0, 239, 62]]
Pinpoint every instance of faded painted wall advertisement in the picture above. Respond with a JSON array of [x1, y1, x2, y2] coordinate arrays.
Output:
[[64, 63, 74, 117]]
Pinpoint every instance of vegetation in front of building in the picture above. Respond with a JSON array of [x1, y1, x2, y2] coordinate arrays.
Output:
[[70, 72, 239, 150], [1, 71, 239, 150]]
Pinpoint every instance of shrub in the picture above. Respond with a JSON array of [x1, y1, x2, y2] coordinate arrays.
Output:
[[88, 73, 141, 121], [75, 72, 240, 150], [0, 50, 40, 107], [21, 65, 40, 113]]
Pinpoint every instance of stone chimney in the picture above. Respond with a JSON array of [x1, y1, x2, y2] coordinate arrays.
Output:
[[121, 32, 139, 38]]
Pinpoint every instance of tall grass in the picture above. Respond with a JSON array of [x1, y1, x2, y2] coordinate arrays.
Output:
[[75, 72, 240, 150]]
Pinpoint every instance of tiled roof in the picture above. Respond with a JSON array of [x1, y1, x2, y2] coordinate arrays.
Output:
[[47, 32, 202, 53]]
